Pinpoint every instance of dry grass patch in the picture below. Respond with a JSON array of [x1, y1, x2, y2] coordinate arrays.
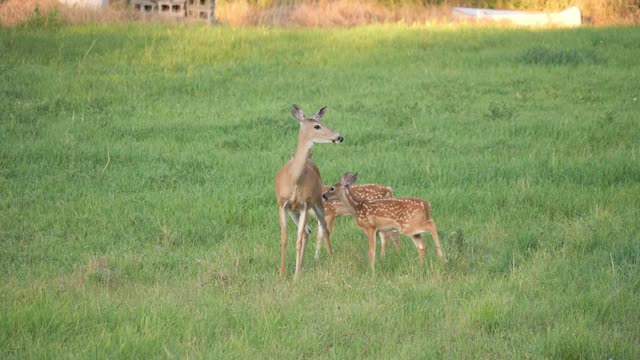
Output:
[[220, 0, 452, 27], [65, 256, 122, 289], [0, 0, 58, 27], [0, 0, 134, 27]]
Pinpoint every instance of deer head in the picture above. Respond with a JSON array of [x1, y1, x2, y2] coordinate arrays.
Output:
[[323, 172, 358, 201], [292, 104, 344, 145]]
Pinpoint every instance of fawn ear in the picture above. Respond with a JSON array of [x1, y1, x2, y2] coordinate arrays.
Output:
[[292, 104, 305, 123], [341, 172, 357, 187], [310, 106, 327, 121], [349, 172, 358, 185], [340, 172, 350, 186]]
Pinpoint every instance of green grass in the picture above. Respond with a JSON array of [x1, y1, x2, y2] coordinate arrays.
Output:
[[1, 22, 639, 358]]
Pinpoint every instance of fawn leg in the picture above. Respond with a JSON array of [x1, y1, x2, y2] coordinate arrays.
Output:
[[380, 231, 389, 257], [381, 231, 401, 257], [426, 219, 445, 259], [391, 231, 401, 255], [312, 203, 333, 259], [410, 234, 427, 265], [365, 228, 377, 270]]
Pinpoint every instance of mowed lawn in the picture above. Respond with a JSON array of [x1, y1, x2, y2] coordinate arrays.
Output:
[[1, 22, 639, 358]]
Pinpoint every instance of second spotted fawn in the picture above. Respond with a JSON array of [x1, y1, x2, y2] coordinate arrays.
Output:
[[323, 172, 445, 269], [321, 184, 400, 258]]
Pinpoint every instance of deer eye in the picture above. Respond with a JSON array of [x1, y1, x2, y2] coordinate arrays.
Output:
[[330, 187, 335, 191], [313, 124, 321, 130]]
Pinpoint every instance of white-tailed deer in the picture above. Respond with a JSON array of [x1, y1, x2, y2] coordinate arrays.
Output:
[[323, 172, 445, 269], [321, 184, 400, 257], [275, 105, 343, 278]]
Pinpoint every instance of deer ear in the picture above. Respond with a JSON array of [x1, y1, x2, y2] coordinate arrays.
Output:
[[311, 106, 327, 121], [349, 172, 358, 185], [292, 104, 305, 123], [340, 172, 350, 186], [341, 172, 357, 187]]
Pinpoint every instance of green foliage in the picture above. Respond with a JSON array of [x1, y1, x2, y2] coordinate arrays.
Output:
[[0, 23, 639, 358]]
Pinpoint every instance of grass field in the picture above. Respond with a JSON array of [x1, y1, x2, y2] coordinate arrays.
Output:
[[1, 22, 639, 358]]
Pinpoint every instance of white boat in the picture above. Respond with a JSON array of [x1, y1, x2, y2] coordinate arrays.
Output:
[[452, 6, 581, 27], [58, 0, 109, 8]]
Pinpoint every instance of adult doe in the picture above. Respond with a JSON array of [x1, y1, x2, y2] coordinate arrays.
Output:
[[275, 105, 343, 278]]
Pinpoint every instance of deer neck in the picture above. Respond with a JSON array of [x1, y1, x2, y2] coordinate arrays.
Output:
[[289, 132, 314, 184], [339, 186, 363, 215]]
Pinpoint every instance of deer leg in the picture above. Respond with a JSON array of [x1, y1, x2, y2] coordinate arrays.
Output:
[[312, 203, 333, 259], [380, 231, 401, 257], [327, 216, 336, 234], [315, 224, 323, 260], [426, 219, 445, 260], [365, 228, 377, 271], [294, 204, 309, 279], [410, 234, 427, 265], [288, 209, 311, 236], [326, 215, 335, 239], [391, 231, 401, 255], [279, 203, 288, 276], [380, 231, 389, 257]]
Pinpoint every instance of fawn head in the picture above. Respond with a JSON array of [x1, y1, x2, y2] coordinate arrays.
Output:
[[292, 104, 344, 144], [323, 172, 358, 201]]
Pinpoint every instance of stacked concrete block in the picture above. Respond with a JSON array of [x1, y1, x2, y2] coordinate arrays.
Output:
[[186, 0, 213, 20], [128, 0, 215, 21], [157, 0, 186, 19], [131, 0, 157, 14]]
